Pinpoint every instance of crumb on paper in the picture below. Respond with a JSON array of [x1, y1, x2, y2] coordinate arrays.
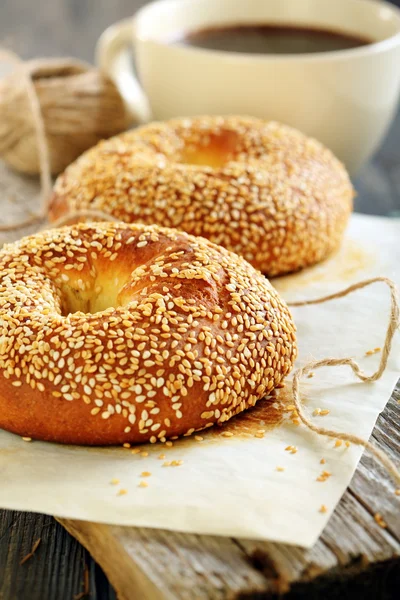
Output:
[[131, 448, 141, 455], [123, 443, 131, 449], [117, 489, 128, 496], [395, 489, 400, 496], [313, 408, 321, 416], [285, 445, 298, 454], [365, 347, 381, 356], [165, 441, 173, 447], [345, 441, 351, 448], [374, 513, 387, 528], [221, 431, 234, 437], [195, 436, 204, 442], [334, 440, 343, 448], [320, 458, 326, 465], [276, 466, 285, 472], [307, 372, 314, 378], [320, 409, 330, 416], [316, 471, 332, 482], [141, 471, 151, 477], [319, 505, 328, 514], [110, 478, 120, 485], [158, 453, 166, 459], [138, 481, 148, 488], [140, 451, 149, 457], [163, 461, 172, 467], [254, 432, 264, 439], [171, 460, 183, 466]]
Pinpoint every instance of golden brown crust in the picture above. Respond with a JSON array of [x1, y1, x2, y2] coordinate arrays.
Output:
[[50, 116, 354, 276], [0, 222, 297, 445]]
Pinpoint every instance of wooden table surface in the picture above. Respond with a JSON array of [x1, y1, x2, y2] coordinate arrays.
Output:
[[0, 1, 400, 599]]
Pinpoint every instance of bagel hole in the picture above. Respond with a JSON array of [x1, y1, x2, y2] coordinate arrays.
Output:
[[180, 130, 239, 168], [60, 272, 132, 316]]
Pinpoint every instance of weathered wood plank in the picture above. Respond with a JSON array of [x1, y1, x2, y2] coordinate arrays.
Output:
[[0, 511, 117, 600], [58, 392, 400, 600], [59, 519, 272, 600]]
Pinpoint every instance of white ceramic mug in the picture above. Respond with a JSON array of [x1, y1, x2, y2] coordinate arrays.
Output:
[[96, 0, 400, 173]]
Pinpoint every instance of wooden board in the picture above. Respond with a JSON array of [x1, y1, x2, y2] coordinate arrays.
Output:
[[58, 385, 400, 600]]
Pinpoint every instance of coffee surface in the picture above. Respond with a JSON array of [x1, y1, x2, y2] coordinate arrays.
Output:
[[173, 23, 371, 54]]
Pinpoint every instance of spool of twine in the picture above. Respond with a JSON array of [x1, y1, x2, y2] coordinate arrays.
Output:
[[0, 49, 132, 180]]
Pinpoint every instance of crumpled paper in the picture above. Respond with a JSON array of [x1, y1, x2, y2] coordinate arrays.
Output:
[[0, 213, 399, 547]]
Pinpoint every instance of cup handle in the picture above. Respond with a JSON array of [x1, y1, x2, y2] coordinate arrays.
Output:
[[96, 18, 152, 124]]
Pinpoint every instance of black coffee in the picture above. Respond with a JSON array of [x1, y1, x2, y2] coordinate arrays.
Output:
[[172, 24, 371, 55]]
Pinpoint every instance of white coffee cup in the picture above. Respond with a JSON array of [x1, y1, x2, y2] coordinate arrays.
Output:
[[96, 0, 400, 173]]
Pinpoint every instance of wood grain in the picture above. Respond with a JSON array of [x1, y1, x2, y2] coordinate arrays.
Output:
[[58, 390, 400, 600]]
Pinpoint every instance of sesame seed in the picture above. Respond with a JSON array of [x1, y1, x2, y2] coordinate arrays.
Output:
[[22, 437, 32, 442], [316, 471, 332, 482], [285, 445, 297, 453]]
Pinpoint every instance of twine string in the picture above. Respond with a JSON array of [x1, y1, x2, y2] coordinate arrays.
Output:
[[288, 277, 400, 485], [0, 49, 51, 231]]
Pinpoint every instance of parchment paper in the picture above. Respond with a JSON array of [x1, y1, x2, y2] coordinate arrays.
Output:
[[0, 213, 399, 548]]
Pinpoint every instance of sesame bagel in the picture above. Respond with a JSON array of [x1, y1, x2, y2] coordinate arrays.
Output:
[[50, 116, 354, 276], [0, 222, 297, 445]]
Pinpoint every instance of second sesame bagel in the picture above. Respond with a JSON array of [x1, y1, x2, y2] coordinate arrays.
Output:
[[50, 116, 354, 276]]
